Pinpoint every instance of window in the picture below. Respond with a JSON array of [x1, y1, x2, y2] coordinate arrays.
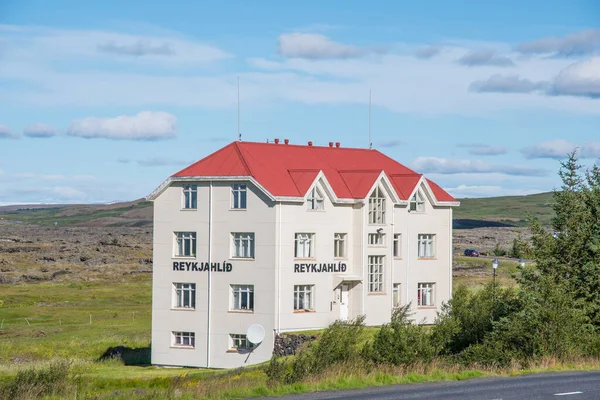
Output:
[[183, 184, 197, 209], [175, 232, 196, 257], [232, 233, 255, 258], [232, 184, 247, 209], [393, 283, 401, 308], [334, 233, 347, 258], [368, 187, 386, 224], [173, 331, 195, 348], [410, 191, 425, 212], [367, 255, 384, 293], [418, 234, 436, 258], [174, 283, 196, 309], [294, 285, 314, 311], [368, 233, 385, 246], [417, 283, 435, 306], [393, 234, 401, 258], [307, 187, 324, 210], [231, 285, 254, 311], [295, 233, 315, 258], [230, 334, 254, 351]]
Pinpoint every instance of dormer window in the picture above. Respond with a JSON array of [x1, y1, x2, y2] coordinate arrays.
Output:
[[410, 191, 425, 212], [307, 187, 324, 210], [368, 187, 386, 224], [232, 184, 247, 209]]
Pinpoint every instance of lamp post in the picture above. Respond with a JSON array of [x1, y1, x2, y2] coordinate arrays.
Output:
[[492, 258, 499, 321]]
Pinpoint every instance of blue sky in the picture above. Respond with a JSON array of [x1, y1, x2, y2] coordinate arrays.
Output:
[[1, 0, 599, 204]]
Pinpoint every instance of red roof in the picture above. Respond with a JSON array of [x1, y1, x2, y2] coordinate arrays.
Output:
[[173, 141, 456, 202]]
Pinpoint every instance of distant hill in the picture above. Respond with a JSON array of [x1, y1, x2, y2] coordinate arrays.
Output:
[[453, 192, 555, 229], [0, 199, 153, 227], [0, 192, 556, 229]]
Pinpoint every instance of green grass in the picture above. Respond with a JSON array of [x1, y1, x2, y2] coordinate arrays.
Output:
[[0, 201, 152, 226], [454, 192, 554, 228], [0, 281, 152, 362]]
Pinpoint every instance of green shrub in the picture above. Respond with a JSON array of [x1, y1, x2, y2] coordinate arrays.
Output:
[[366, 305, 435, 366], [493, 243, 507, 257], [0, 359, 73, 400], [266, 316, 367, 384], [431, 284, 519, 356]]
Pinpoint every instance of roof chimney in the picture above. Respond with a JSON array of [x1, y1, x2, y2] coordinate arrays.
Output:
[[335, 142, 340, 148], [274, 138, 280, 144], [329, 142, 334, 147], [308, 141, 313, 146], [284, 139, 289, 145]]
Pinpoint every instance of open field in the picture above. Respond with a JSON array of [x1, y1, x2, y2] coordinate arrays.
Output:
[[453, 192, 554, 228], [1, 192, 555, 231], [0, 204, 536, 398]]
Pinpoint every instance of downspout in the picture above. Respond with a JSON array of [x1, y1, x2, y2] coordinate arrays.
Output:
[[361, 201, 366, 316], [277, 202, 282, 333], [449, 207, 453, 300], [390, 205, 395, 310], [206, 181, 213, 368], [405, 207, 410, 305]]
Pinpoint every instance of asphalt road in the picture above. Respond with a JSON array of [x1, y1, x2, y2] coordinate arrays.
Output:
[[271, 371, 600, 400]]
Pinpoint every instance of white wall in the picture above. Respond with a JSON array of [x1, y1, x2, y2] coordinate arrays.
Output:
[[152, 177, 454, 369]]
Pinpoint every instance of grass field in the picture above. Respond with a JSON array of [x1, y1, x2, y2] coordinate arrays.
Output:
[[454, 192, 554, 227], [0, 201, 152, 227]]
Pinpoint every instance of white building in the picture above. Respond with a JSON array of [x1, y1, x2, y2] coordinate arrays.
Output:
[[147, 140, 459, 369]]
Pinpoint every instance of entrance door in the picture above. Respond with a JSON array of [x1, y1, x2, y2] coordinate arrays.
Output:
[[340, 284, 349, 321]]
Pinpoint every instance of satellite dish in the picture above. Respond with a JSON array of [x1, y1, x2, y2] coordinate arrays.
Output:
[[246, 324, 265, 345]]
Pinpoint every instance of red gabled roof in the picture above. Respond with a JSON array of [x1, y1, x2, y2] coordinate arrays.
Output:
[[172, 141, 456, 202]]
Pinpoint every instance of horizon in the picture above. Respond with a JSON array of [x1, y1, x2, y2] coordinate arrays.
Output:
[[1, 0, 599, 203]]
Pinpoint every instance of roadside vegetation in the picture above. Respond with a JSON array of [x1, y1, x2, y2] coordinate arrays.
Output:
[[2, 152, 600, 399]]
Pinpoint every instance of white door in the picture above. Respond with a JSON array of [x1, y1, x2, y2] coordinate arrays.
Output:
[[340, 284, 349, 321]]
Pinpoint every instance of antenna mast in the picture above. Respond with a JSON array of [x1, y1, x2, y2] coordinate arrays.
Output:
[[237, 77, 241, 142], [369, 89, 372, 149]]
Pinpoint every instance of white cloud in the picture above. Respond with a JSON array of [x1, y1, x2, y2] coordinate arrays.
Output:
[[23, 123, 57, 138], [67, 111, 176, 140], [0, 124, 17, 139], [522, 139, 600, 159], [551, 57, 600, 98], [412, 157, 547, 176], [278, 33, 385, 59], [457, 49, 515, 67], [414, 45, 442, 59], [470, 74, 547, 93], [445, 184, 545, 198], [0, 25, 230, 66], [1, 25, 598, 116], [516, 29, 600, 57], [459, 143, 508, 156]]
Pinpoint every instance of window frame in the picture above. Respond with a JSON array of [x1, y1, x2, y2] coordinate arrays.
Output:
[[417, 234, 436, 258], [307, 186, 325, 210], [294, 233, 315, 259], [368, 232, 385, 246], [368, 187, 386, 225], [410, 191, 425, 212], [334, 233, 347, 259], [230, 284, 254, 312], [393, 233, 402, 258], [231, 232, 255, 259], [231, 183, 247, 210], [417, 282, 435, 307], [172, 331, 195, 348], [229, 334, 255, 351], [173, 283, 196, 309], [182, 184, 198, 210], [367, 255, 385, 293], [174, 232, 197, 258], [293, 284, 315, 312], [392, 283, 401, 308]]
